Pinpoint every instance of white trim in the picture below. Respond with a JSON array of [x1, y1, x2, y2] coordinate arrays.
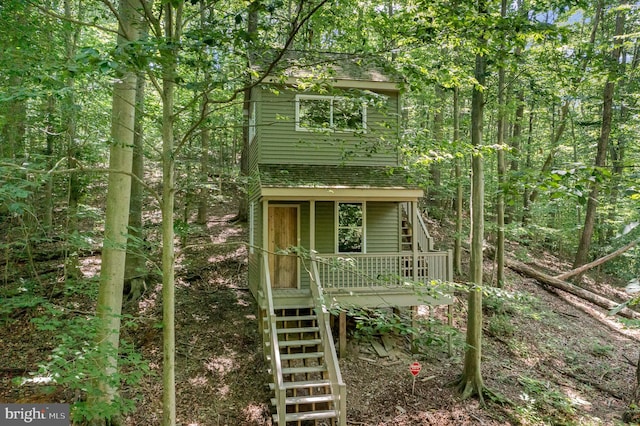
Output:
[[262, 187, 423, 201]]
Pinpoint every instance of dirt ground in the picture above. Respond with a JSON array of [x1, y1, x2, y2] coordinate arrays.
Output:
[[1, 197, 639, 425]]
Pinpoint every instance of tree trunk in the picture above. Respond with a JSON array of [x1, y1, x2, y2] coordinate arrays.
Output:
[[557, 238, 639, 281], [429, 85, 444, 210], [458, 11, 486, 400], [235, 1, 259, 223], [161, 4, 182, 425], [521, 101, 534, 225], [574, 7, 625, 270], [63, 0, 82, 278], [196, 1, 211, 225], [452, 87, 463, 276], [124, 66, 147, 302], [92, 0, 141, 417], [496, 0, 507, 287], [504, 256, 640, 320]]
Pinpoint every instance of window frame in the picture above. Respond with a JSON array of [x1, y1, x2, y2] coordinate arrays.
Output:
[[295, 94, 367, 133], [335, 201, 366, 254]]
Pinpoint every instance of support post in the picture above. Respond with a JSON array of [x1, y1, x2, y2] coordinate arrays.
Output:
[[339, 311, 347, 359]]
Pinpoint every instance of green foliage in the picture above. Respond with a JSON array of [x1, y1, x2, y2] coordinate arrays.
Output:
[[343, 306, 461, 352], [516, 376, 576, 425], [27, 304, 150, 423], [0, 283, 46, 323], [487, 313, 515, 338]]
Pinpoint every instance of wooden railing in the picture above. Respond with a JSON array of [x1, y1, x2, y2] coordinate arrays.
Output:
[[401, 202, 434, 252], [316, 252, 451, 289], [262, 253, 286, 425], [309, 252, 347, 425]]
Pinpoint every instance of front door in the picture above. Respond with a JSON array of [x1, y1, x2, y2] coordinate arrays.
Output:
[[268, 205, 298, 289]]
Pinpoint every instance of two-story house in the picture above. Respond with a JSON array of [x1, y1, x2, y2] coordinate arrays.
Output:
[[246, 53, 452, 425]]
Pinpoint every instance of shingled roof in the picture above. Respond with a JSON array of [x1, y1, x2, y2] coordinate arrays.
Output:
[[258, 164, 418, 190], [254, 50, 403, 90]]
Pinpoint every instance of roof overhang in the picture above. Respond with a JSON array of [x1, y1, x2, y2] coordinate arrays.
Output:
[[261, 187, 423, 201]]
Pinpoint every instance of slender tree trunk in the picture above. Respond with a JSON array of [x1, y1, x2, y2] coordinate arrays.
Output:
[[430, 85, 444, 210], [63, 0, 82, 278], [507, 88, 523, 224], [522, 101, 534, 225], [574, 6, 625, 270], [92, 0, 141, 417], [161, 4, 182, 424], [43, 96, 56, 232], [124, 66, 147, 302], [235, 1, 259, 222], [495, 0, 507, 287], [197, 1, 211, 225], [453, 87, 463, 276], [458, 4, 487, 399]]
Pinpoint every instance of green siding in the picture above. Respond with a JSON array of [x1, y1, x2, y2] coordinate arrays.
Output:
[[315, 201, 335, 253], [257, 88, 399, 166], [366, 202, 400, 253]]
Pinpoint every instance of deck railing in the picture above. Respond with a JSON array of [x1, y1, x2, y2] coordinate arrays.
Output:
[[315, 252, 452, 290], [309, 253, 347, 425], [261, 253, 286, 425], [401, 202, 434, 252]]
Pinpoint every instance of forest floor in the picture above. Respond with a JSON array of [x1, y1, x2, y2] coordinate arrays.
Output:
[[1, 195, 640, 425]]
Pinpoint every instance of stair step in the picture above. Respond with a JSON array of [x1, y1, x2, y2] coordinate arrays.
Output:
[[275, 315, 317, 321], [273, 410, 338, 423], [276, 326, 319, 334], [267, 351, 325, 362], [278, 338, 322, 348], [271, 394, 337, 406], [282, 351, 324, 360], [282, 365, 326, 375], [269, 379, 331, 390]]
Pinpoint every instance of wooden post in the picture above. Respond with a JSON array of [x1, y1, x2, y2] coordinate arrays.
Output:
[[339, 311, 347, 359]]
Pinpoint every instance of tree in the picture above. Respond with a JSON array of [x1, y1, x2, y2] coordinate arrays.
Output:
[[574, 3, 627, 271], [457, 0, 487, 401], [91, 0, 142, 420]]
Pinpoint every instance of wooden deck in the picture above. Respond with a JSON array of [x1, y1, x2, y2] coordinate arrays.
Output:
[[315, 252, 453, 307]]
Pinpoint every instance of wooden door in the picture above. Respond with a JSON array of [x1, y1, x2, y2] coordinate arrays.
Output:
[[268, 205, 298, 289]]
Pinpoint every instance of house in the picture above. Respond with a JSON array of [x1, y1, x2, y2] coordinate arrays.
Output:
[[246, 53, 453, 425]]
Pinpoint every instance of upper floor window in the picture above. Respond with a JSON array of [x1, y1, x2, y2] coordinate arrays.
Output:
[[248, 101, 256, 144], [337, 202, 365, 253], [296, 95, 366, 132]]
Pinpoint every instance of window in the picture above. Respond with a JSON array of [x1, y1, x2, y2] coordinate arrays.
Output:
[[296, 95, 366, 132], [248, 101, 256, 143], [337, 202, 364, 253]]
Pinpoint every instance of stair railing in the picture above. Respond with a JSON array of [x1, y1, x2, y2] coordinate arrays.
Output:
[[262, 252, 286, 425], [401, 202, 434, 252], [309, 252, 347, 425]]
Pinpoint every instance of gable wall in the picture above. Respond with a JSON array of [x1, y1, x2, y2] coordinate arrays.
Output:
[[257, 87, 400, 166]]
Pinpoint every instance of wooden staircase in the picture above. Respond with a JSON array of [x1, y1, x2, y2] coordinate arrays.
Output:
[[265, 306, 343, 425], [401, 202, 434, 252], [260, 250, 345, 424]]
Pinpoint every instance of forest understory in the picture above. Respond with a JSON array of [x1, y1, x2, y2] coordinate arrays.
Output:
[[1, 195, 639, 426]]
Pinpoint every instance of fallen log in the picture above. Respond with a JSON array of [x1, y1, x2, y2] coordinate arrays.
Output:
[[505, 257, 640, 320], [555, 237, 640, 281]]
